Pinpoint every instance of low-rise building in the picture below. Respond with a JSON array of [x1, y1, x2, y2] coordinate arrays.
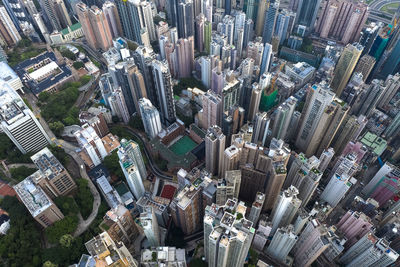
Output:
[[14, 176, 64, 228], [141, 247, 186, 266]]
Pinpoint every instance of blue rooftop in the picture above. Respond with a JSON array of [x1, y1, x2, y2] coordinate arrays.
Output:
[[13, 51, 73, 95]]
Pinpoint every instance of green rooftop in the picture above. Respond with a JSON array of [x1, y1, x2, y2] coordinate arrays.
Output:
[[61, 22, 82, 36], [169, 135, 197, 156], [360, 131, 387, 156], [114, 182, 130, 195]]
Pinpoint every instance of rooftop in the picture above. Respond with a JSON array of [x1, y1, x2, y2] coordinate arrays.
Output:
[[13, 174, 53, 217], [31, 147, 64, 180]]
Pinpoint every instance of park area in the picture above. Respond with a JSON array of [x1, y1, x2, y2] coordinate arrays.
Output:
[[169, 135, 197, 156]]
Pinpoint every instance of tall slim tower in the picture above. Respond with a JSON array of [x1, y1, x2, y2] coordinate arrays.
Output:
[[271, 96, 297, 141], [320, 173, 353, 207], [262, 1, 279, 44], [266, 225, 298, 263], [139, 98, 162, 139], [248, 192, 265, 224], [140, 207, 160, 247], [152, 60, 176, 126], [270, 185, 302, 235], [295, 82, 335, 156], [115, 0, 144, 44], [330, 43, 363, 97], [102, 1, 123, 38], [294, 0, 322, 32], [77, 3, 113, 51], [205, 125, 226, 176]]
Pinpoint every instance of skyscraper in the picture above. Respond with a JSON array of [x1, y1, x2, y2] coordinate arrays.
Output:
[[76, 3, 113, 51], [266, 225, 298, 263], [293, 220, 333, 266], [115, 0, 144, 44], [205, 125, 226, 176], [109, 60, 147, 115], [140, 207, 160, 247], [330, 43, 363, 97], [352, 79, 383, 117], [260, 43, 273, 74], [0, 6, 21, 46], [102, 1, 123, 38], [345, 238, 399, 267], [0, 82, 50, 154], [355, 55, 376, 81], [31, 147, 77, 198], [320, 173, 353, 207], [195, 14, 205, 52], [175, 37, 195, 78], [378, 73, 400, 109], [336, 210, 373, 247], [204, 199, 255, 267], [201, 90, 222, 130], [171, 184, 203, 235], [118, 139, 146, 200], [315, 0, 368, 44], [248, 192, 265, 224], [262, 1, 279, 44], [247, 83, 262, 121], [331, 115, 367, 155], [86, 232, 138, 267], [270, 185, 302, 235], [379, 37, 400, 78], [177, 0, 194, 38], [216, 170, 241, 205], [138, 98, 162, 139], [271, 96, 297, 141], [384, 112, 400, 140], [251, 112, 270, 146], [152, 60, 176, 126], [140, 1, 156, 41], [40, 0, 70, 31], [274, 9, 296, 44], [295, 82, 335, 156], [133, 46, 158, 106], [294, 0, 322, 32]]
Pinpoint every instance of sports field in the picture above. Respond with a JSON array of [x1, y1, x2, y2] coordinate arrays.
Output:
[[169, 136, 197, 156]]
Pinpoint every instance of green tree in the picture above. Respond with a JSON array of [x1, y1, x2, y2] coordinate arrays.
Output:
[[49, 121, 65, 137], [79, 75, 91, 86], [129, 114, 145, 131], [10, 166, 37, 181], [103, 150, 124, 179], [59, 234, 74, 248], [0, 133, 14, 159], [0, 196, 42, 266], [60, 49, 76, 60], [48, 145, 68, 165], [73, 61, 84, 69], [45, 215, 79, 244], [38, 91, 50, 102], [74, 178, 94, 219], [54, 196, 79, 215], [43, 261, 58, 267]]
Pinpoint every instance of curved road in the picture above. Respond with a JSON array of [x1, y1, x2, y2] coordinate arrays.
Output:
[[370, 0, 400, 10], [24, 92, 101, 237], [54, 139, 101, 238], [117, 125, 173, 180]]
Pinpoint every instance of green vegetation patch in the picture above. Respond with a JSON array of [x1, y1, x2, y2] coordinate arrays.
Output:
[[169, 136, 197, 156], [380, 2, 400, 14]]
